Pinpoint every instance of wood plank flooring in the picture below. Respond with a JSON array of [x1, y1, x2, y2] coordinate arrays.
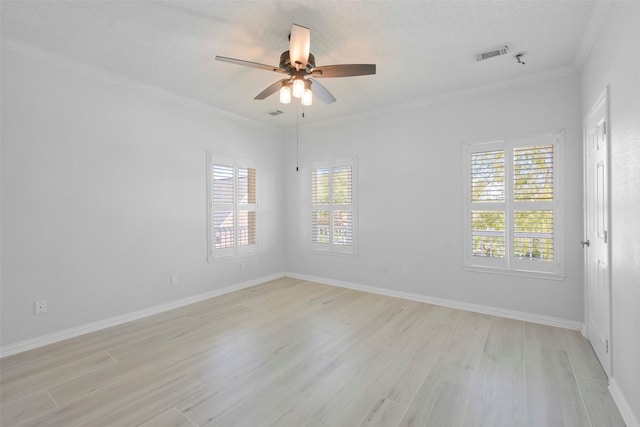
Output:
[[0, 277, 625, 426]]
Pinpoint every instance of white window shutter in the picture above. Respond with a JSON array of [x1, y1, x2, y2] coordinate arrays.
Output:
[[237, 160, 257, 255], [310, 158, 357, 256], [463, 131, 563, 278], [207, 153, 257, 262]]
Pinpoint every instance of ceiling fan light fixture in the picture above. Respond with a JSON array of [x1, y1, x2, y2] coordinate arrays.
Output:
[[302, 87, 313, 106], [292, 78, 305, 98], [216, 24, 375, 106], [279, 83, 292, 104]]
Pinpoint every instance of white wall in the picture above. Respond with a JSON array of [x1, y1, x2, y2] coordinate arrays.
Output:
[[581, 2, 640, 424], [1, 47, 285, 347], [0, 44, 586, 349], [285, 74, 584, 323]]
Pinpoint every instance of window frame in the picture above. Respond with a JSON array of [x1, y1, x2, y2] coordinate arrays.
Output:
[[207, 152, 257, 262], [309, 157, 358, 257], [462, 130, 565, 280]]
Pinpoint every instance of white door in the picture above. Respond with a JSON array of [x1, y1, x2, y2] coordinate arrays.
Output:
[[584, 89, 611, 378]]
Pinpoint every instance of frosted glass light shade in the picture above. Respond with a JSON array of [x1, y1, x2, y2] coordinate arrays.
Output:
[[279, 85, 291, 104], [302, 88, 313, 106], [292, 78, 305, 98]]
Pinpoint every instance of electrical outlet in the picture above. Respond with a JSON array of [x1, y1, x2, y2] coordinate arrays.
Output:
[[171, 275, 179, 287], [401, 268, 409, 279], [34, 300, 47, 315]]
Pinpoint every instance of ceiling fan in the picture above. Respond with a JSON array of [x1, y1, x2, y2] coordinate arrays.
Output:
[[215, 24, 376, 106]]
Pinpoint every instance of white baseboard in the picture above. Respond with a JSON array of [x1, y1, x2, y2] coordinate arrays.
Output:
[[610, 377, 640, 427], [285, 272, 583, 330], [0, 273, 285, 358], [2, 271, 584, 359]]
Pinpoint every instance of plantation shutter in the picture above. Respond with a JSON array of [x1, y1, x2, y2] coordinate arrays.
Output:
[[469, 147, 506, 262], [512, 144, 554, 262], [207, 154, 257, 261], [471, 150, 505, 202], [513, 145, 554, 201], [332, 164, 353, 247], [238, 160, 257, 253], [212, 160, 235, 258], [311, 166, 330, 245], [463, 131, 562, 276], [310, 159, 356, 255]]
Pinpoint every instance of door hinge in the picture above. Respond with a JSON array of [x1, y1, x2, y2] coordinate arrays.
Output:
[[603, 121, 607, 137], [604, 230, 608, 243], [606, 339, 609, 353]]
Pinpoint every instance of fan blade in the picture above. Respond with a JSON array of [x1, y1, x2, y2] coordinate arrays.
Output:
[[215, 56, 286, 73], [311, 64, 376, 78], [309, 78, 336, 104], [254, 79, 288, 100], [289, 24, 310, 70]]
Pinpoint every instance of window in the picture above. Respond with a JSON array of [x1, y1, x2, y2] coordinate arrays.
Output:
[[463, 130, 564, 278], [310, 158, 357, 256], [207, 153, 256, 261]]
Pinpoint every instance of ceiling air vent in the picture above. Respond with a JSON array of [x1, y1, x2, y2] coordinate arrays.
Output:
[[474, 45, 509, 62], [268, 110, 284, 116]]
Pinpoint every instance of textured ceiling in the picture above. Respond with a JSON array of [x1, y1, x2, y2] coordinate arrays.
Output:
[[1, 1, 606, 128]]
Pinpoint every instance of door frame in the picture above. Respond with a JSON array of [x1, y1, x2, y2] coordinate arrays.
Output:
[[582, 86, 612, 378]]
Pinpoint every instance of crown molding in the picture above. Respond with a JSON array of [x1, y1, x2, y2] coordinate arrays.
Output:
[[389, 65, 578, 112], [1, 37, 582, 135], [1, 38, 281, 132], [292, 65, 579, 132], [574, 0, 612, 70]]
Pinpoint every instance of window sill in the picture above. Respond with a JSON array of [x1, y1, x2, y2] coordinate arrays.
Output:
[[208, 253, 256, 264], [311, 249, 358, 259], [463, 264, 566, 281]]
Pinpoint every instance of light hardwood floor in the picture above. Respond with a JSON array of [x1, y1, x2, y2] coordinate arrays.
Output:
[[0, 277, 625, 426]]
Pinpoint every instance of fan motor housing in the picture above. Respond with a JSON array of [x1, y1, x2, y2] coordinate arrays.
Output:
[[280, 51, 316, 73]]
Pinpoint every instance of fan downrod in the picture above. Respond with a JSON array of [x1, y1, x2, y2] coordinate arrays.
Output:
[[280, 51, 316, 73]]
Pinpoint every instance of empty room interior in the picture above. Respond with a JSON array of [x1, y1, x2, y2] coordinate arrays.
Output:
[[1, 1, 639, 426]]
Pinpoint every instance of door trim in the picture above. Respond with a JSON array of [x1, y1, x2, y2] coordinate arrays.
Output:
[[583, 86, 612, 378]]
